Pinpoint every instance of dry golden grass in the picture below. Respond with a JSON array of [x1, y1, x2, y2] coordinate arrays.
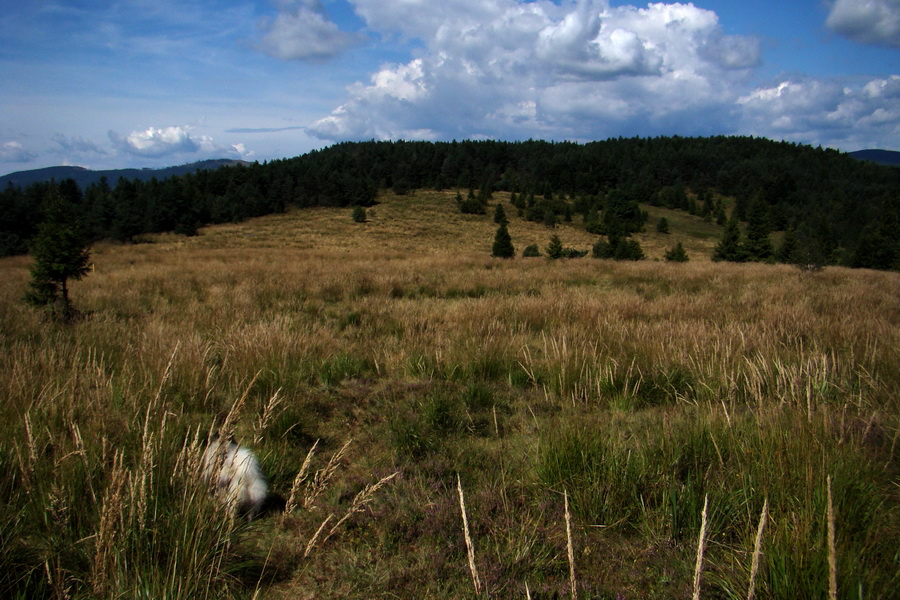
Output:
[[1, 189, 898, 599]]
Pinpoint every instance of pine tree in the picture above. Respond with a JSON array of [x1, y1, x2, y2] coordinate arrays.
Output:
[[491, 224, 515, 258], [713, 217, 745, 262], [352, 205, 367, 223], [24, 187, 91, 319], [546, 234, 564, 259], [665, 241, 689, 262], [614, 238, 644, 260], [493, 203, 508, 225], [656, 217, 670, 234], [743, 196, 774, 261]]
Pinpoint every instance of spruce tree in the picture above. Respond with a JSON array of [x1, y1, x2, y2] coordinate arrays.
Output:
[[493, 203, 508, 225], [713, 217, 745, 262], [24, 187, 91, 319], [352, 205, 367, 223], [743, 196, 774, 261], [656, 217, 669, 234], [491, 224, 515, 258], [546, 234, 564, 259], [665, 241, 689, 262], [614, 238, 644, 260]]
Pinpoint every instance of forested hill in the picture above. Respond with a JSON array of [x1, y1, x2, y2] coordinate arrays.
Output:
[[849, 149, 900, 167], [2, 136, 899, 269], [0, 159, 250, 190]]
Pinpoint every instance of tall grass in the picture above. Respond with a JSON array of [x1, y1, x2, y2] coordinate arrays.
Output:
[[0, 192, 897, 598]]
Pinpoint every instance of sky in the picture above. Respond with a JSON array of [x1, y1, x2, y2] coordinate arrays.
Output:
[[1, 0, 898, 176]]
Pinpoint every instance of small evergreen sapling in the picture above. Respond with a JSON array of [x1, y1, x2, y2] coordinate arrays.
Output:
[[491, 224, 515, 258], [665, 241, 689, 262], [546, 234, 564, 259], [493, 203, 508, 225]]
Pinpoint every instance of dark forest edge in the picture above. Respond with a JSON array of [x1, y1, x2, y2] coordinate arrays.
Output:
[[1, 136, 898, 270]]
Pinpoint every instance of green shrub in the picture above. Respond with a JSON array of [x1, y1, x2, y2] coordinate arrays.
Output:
[[522, 244, 541, 257]]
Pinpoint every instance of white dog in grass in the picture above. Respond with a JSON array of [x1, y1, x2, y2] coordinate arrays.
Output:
[[202, 438, 269, 519]]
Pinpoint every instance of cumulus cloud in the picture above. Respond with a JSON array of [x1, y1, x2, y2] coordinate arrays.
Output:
[[826, 0, 900, 48], [308, 0, 761, 141], [738, 75, 900, 148], [0, 141, 36, 163], [259, 0, 360, 60], [109, 125, 213, 158]]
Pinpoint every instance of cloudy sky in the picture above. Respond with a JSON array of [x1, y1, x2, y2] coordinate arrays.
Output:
[[1, 0, 898, 175]]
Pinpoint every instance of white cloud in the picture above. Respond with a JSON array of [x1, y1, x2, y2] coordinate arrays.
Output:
[[52, 134, 107, 155], [0, 141, 36, 163], [258, 0, 360, 61], [231, 143, 256, 159], [308, 0, 761, 141], [109, 125, 212, 158], [826, 0, 900, 48], [738, 75, 900, 149]]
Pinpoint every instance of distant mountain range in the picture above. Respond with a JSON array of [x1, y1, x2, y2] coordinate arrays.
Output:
[[849, 149, 900, 167], [0, 159, 252, 189]]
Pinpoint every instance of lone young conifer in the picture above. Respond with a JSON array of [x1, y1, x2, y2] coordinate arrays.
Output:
[[492, 223, 515, 258], [665, 241, 689, 262], [24, 187, 91, 319], [546, 234, 564, 259]]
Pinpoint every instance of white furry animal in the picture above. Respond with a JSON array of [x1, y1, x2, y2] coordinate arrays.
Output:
[[202, 439, 268, 519]]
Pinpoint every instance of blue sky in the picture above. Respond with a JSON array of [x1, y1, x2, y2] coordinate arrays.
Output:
[[1, 0, 898, 175]]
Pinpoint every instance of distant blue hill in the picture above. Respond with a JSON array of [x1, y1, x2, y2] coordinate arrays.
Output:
[[849, 149, 900, 167], [0, 159, 252, 189]]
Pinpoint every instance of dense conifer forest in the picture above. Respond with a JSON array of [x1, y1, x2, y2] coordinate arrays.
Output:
[[2, 136, 898, 269]]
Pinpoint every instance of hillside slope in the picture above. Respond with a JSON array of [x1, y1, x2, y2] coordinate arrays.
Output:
[[2, 137, 898, 270]]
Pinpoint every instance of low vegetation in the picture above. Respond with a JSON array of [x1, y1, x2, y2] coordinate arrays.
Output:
[[1, 190, 898, 599]]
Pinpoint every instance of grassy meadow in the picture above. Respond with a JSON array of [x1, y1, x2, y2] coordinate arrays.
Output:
[[1, 191, 898, 599]]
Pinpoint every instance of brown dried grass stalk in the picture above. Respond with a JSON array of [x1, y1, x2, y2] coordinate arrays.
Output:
[[324, 471, 400, 543], [827, 476, 838, 600], [303, 439, 352, 510], [692, 494, 709, 600], [284, 439, 319, 517], [253, 387, 284, 446], [92, 450, 129, 596], [303, 514, 334, 559], [565, 490, 576, 599], [747, 498, 769, 600], [457, 474, 482, 596]]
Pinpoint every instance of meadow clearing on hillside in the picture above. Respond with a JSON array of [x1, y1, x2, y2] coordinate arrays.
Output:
[[0, 192, 898, 599]]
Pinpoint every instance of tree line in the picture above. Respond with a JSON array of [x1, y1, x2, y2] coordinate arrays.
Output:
[[2, 136, 898, 270]]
